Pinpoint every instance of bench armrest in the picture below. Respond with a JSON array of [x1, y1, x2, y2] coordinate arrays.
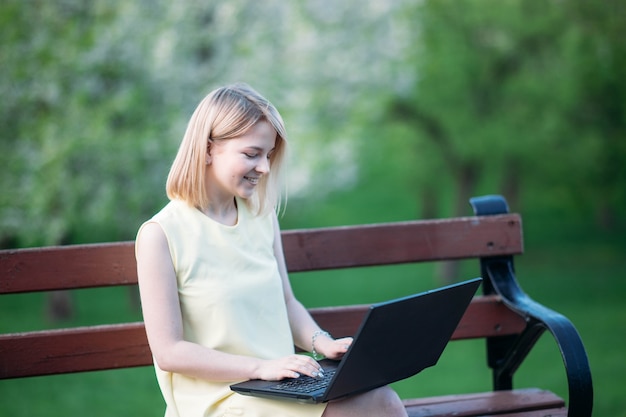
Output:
[[471, 195, 593, 417], [483, 257, 593, 417]]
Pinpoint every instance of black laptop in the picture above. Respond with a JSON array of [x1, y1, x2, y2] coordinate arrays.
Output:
[[230, 277, 482, 404]]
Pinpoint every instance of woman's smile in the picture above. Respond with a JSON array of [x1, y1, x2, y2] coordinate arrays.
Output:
[[244, 175, 260, 185]]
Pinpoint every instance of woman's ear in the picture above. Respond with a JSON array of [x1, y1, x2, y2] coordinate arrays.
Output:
[[206, 143, 212, 165]]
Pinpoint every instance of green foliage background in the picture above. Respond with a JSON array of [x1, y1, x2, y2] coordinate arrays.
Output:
[[1, 0, 625, 416]]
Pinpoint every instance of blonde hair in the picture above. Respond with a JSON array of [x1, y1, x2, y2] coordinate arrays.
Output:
[[166, 83, 287, 215]]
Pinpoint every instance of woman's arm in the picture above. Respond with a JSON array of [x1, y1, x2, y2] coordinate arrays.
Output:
[[271, 213, 353, 360], [136, 221, 320, 381]]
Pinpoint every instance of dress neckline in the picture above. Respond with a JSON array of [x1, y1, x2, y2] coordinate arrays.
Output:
[[174, 198, 243, 229]]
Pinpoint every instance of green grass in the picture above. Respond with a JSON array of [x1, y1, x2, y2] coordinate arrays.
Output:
[[1, 234, 624, 416]]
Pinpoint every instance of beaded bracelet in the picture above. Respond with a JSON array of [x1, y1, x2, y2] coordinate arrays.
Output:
[[311, 330, 331, 360]]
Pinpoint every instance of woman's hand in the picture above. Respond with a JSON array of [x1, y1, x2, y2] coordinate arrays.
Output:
[[254, 354, 325, 381], [315, 336, 354, 360]]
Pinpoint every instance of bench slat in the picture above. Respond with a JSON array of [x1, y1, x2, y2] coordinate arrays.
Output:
[[496, 409, 567, 417], [311, 295, 525, 340], [282, 214, 523, 272], [0, 242, 136, 293], [403, 388, 565, 417], [0, 214, 522, 294], [0, 296, 524, 379], [0, 323, 150, 379]]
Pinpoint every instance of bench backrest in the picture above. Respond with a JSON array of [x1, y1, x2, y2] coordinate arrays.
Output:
[[0, 213, 525, 379]]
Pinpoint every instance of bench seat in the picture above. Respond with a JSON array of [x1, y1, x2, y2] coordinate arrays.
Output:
[[403, 389, 566, 417]]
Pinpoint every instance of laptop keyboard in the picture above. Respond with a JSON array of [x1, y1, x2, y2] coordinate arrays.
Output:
[[270, 369, 337, 393]]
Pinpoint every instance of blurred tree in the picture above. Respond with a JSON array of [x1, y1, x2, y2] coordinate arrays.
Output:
[[386, 0, 578, 218], [382, 0, 625, 232], [0, 0, 240, 248], [269, 2, 417, 225], [560, 0, 626, 230], [1, 1, 168, 247]]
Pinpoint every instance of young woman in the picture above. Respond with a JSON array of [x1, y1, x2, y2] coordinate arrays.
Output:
[[135, 83, 408, 417]]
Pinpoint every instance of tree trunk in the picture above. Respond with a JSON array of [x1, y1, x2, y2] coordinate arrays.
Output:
[[501, 158, 520, 212], [438, 162, 480, 284], [46, 291, 74, 323], [420, 185, 438, 220]]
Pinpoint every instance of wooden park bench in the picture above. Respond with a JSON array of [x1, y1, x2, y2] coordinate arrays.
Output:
[[0, 195, 593, 416]]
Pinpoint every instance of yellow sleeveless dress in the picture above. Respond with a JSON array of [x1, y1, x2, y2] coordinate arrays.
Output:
[[141, 199, 327, 417]]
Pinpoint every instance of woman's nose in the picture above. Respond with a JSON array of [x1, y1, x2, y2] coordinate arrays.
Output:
[[256, 157, 270, 174]]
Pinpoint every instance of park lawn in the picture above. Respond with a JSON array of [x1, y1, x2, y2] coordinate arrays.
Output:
[[0, 239, 624, 417]]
